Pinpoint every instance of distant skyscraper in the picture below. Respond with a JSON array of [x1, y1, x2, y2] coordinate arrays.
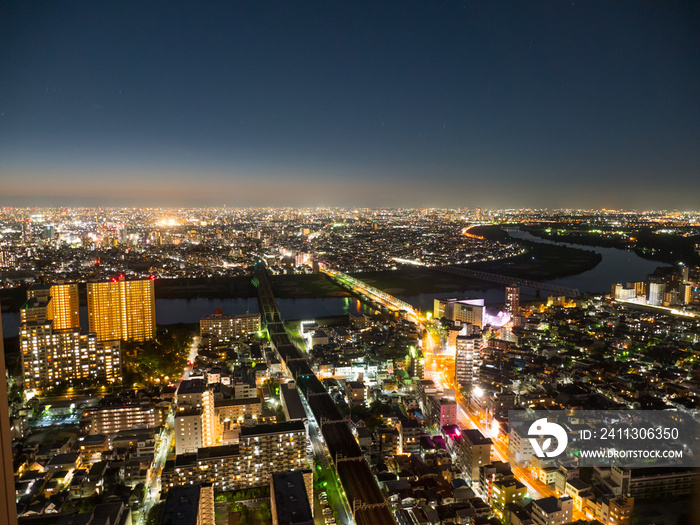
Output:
[[0, 302, 19, 525], [87, 276, 155, 342], [505, 286, 520, 316]]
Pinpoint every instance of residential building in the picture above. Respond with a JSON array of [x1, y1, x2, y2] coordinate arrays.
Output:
[[19, 285, 121, 392], [23, 283, 79, 330], [200, 310, 261, 349], [346, 381, 367, 407], [399, 419, 421, 455], [455, 335, 482, 386], [83, 402, 162, 435], [530, 496, 574, 525], [160, 484, 215, 525], [505, 286, 520, 316], [20, 323, 121, 392], [87, 276, 155, 342], [509, 424, 535, 465], [176, 379, 218, 452], [490, 478, 526, 523], [270, 471, 314, 525], [377, 427, 400, 458], [594, 466, 700, 499], [460, 429, 492, 484], [238, 421, 307, 487], [215, 397, 263, 431]]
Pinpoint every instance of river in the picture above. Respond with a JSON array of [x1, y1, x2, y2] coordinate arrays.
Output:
[[1, 234, 667, 337], [507, 230, 668, 294]]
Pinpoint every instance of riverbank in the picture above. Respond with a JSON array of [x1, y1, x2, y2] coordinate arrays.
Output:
[[351, 240, 601, 296], [519, 224, 700, 266], [0, 236, 602, 310]]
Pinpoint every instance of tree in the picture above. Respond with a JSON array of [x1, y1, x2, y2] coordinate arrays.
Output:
[[258, 502, 272, 523]]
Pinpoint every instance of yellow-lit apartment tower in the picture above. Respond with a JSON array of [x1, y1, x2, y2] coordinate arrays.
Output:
[[87, 276, 155, 342], [20, 286, 122, 392], [22, 283, 80, 330]]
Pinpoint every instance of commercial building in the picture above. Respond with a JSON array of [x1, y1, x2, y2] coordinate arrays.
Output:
[[434, 297, 485, 328], [87, 276, 155, 342], [280, 382, 307, 422], [270, 471, 314, 525]]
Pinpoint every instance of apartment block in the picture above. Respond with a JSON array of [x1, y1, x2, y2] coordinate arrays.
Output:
[[87, 276, 155, 342]]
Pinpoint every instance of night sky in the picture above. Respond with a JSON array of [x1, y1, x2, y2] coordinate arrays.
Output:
[[1, 1, 699, 209]]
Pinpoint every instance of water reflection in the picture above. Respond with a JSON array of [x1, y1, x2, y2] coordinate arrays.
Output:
[[0, 236, 667, 337]]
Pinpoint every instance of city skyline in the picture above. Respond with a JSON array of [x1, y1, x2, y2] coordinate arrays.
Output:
[[2, 1, 699, 209]]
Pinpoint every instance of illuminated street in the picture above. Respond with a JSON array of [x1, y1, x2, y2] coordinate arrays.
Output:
[[137, 336, 200, 525]]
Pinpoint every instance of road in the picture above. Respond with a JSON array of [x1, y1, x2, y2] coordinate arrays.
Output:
[[432, 372, 588, 521], [323, 269, 425, 325], [137, 336, 200, 525], [426, 362, 555, 502]]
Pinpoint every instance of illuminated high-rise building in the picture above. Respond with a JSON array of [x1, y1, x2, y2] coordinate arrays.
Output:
[[19, 284, 121, 392], [48, 283, 80, 330], [87, 276, 155, 342], [20, 324, 122, 392], [19, 286, 121, 392], [175, 379, 219, 454], [22, 283, 80, 330], [647, 282, 665, 306], [455, 334, 482, 386], [505, 286, 520, 316]]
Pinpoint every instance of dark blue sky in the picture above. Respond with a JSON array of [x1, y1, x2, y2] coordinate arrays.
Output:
[[1, 1, 699, 208]]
